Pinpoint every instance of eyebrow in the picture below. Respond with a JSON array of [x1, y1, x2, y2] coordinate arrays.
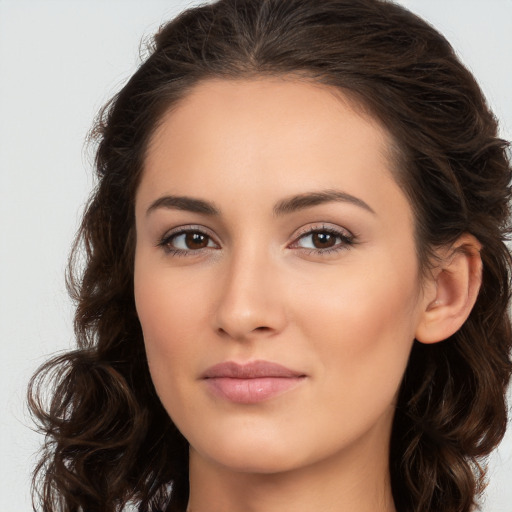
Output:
[[146, 195, 220, 216], [273, 189, 375, 216], [145, 189, 375, 217]]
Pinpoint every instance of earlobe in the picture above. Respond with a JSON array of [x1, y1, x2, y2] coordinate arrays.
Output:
[[415, 234, 482, 344]]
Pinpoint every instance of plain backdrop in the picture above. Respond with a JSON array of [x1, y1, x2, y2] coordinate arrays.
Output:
[[1, 1, 511, 510]]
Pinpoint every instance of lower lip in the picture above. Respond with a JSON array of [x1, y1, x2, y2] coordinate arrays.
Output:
[[204, 376, 305, 404]]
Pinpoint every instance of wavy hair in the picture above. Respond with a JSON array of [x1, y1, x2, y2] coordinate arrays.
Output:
[[28, 1, 512, 511]]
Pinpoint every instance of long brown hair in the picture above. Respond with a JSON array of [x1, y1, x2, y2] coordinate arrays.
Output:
[[28, 1, 512, 511]]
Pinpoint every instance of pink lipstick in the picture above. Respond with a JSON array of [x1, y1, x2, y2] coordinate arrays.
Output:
[[202, 360, 306, 404]]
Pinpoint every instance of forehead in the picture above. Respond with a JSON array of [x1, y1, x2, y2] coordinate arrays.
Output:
[[145, 78, 394, 182], [148, 76, 390, 151], [139, 77, 412, 229]]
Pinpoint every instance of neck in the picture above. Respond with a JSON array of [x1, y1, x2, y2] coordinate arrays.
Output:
[[186, 427, 396, 512]]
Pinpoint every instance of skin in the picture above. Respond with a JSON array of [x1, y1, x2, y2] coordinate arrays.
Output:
[[133, 77, 449, 512]]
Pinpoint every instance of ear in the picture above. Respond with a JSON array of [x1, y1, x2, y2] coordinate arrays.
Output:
[[415, 234, 482, 344]]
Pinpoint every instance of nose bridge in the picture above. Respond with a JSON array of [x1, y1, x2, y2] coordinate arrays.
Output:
[[214, 240, 285, 340]]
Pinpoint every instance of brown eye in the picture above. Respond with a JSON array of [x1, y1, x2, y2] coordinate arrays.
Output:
[[184, 232, 210, 249], [311, 232, 337, 249], [161, 229, 217, 254], [292, 227, 354, 254]]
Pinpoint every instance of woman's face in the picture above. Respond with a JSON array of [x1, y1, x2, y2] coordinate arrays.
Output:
[[134, 78, 428, 475]]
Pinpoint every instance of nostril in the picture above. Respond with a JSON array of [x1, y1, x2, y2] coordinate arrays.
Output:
[[216, 325, 273, 339]]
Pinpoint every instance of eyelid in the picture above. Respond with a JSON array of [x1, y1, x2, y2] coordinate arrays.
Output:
[[156, 222, 356, 257], [157, 224, 221, 253], [288, 223, 356, 253], [291, 222, 353, 240]]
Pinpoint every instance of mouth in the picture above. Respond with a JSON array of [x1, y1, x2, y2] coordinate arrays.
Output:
[[201, 360, 307, 404]]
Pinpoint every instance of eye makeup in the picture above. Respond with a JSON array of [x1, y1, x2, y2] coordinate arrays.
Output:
[[156, 222, 357, 258]]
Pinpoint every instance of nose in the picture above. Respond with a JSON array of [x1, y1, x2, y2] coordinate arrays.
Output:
[[213, 248, 287, 341]]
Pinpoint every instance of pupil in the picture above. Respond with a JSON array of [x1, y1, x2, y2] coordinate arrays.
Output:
[[186, 232, 208, 249], [313, 232, 335, 248]]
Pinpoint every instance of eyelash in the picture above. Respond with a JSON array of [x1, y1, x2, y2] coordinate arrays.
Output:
[[157, 225, 218, 257], [157, 224, 356, 257], [290, 224, 355, 255]]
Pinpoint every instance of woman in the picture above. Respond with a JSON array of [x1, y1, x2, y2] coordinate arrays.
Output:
[[29, 0, 512, 511]]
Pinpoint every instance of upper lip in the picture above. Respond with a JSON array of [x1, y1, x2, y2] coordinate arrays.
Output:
[[202, 360, 305, 379]]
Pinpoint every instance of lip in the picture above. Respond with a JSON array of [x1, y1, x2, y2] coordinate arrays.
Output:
[[201, 360, 307, 404]]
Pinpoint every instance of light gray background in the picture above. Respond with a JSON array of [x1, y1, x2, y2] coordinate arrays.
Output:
[[1, 1, 511, 509]]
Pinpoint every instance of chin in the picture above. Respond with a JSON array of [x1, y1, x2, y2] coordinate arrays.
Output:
[[189, 430, 310, 475]]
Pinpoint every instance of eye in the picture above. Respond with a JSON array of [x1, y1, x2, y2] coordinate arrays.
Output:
[[158, 227, 219, 255], [290, 225, 355, 254], [298, 231, 338, 249]]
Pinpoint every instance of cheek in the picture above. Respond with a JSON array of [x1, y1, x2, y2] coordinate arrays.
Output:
[[296, 253, 421, 411], [134, 261, 207, 385]]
